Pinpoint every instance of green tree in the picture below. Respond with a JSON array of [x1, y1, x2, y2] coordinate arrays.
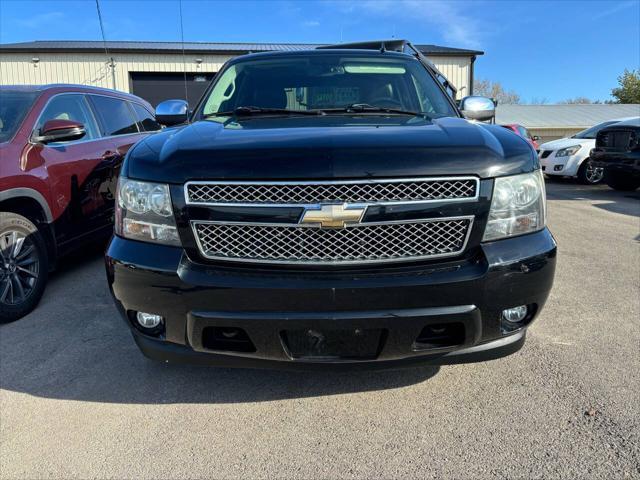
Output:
[[611, 69, 640, 104]]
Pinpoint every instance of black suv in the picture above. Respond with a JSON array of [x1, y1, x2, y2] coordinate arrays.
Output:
[[105, 41, 557, 369], [591, 118, 640, 191]]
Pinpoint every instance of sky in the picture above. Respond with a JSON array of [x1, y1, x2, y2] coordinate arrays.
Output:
[[0, 0, 638, 103]]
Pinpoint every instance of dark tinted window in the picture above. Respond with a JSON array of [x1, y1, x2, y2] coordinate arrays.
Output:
[[517, 126, 531, 139], [201, 54, 457, 118], [90, 95, 139, 136], [131, 102, 160, 131], [573, 121, 617, 139], [0, 91, 39, 143], [36, 94, 100, 141]]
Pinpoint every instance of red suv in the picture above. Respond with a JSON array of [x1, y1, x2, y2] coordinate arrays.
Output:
[[0, 85, 159, 322], [502, 124, 540, 150]]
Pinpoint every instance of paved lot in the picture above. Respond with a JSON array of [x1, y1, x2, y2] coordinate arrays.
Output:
[[1, 180, 639, 479]]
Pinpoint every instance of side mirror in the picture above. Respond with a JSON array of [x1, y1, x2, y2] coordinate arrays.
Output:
[[33, 119, 86, 144], [460, 96, 496, 122], [155, 99, 189, 126], [532, 135, 540, 141]]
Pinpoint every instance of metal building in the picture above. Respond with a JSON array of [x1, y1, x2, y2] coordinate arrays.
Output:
[[0, 40, 483, 107], [496, 104, 640, 143]]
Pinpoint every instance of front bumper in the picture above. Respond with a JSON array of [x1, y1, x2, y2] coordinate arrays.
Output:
[[105, 228, 557, 370], [591, 150, 640, 178], [540, 152, 583, 177]]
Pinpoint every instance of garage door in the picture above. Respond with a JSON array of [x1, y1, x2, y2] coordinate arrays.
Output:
[[130, 72, 216, 108]]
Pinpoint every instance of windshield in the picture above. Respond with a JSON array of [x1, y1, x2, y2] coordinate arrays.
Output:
[[572, 120, 618, 139], [200, 53, 457, 118], [0, 91, 39, 143]]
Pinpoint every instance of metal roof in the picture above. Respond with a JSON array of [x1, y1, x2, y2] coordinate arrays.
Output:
[[495, 104, 640, 129], [415, 44, 483, 55], [0, 40, 483, 56]]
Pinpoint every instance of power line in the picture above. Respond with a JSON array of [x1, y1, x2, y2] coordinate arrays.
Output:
[[178, 0, 189, 106], [95, 0, 115, 89]]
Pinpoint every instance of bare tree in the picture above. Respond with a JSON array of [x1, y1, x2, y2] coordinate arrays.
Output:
[[559, 96, 597, 104], [529, 97, 550, 105], [473, 78, 521, 104]]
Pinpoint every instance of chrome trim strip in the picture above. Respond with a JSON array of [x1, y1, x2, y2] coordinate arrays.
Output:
[[183, 176, 480, 207], [190, 215, 475, 265]]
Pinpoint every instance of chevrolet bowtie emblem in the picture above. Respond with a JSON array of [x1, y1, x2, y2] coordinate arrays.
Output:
[[300, 204, 366, 228]]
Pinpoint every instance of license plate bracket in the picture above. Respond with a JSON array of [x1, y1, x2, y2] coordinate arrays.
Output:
[[282, 328, 385, 360]]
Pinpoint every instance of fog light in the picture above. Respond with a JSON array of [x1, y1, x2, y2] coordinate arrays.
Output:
[[502, 305, 528, 323], [554, 165, 564, 171], [136, 312, 163, 329]]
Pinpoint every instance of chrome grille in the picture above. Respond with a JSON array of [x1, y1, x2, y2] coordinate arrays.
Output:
[[192, 217, 473, 265], [186, 178, 478, 205]]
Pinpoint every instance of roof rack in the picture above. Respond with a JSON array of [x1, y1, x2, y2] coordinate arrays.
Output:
[[317, 39, 458, 99], [317, 39, 409, 53]]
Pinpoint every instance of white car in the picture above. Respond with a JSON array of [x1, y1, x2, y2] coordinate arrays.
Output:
[[538, 117, 639, 184]]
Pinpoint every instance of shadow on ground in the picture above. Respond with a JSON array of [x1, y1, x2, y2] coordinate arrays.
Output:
[[544, 177, 640, 218], [0, 241, 438, 404]]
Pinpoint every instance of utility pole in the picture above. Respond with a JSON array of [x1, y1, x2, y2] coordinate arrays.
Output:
[[109, 57, 116, 90]]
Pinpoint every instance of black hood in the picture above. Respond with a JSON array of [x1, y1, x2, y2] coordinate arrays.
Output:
[[125, 115, 537, 183]]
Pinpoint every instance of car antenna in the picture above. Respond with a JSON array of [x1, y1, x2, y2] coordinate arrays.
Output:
[[178, 0, 190, 113]]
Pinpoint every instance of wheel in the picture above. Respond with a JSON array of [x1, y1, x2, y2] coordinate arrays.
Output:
[[577, 159, 604, 185], [604, 171, 640, 191], [0, 212, 49, 323]]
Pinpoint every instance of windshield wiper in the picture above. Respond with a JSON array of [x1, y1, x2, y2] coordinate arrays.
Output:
[[321, 103, 423, 117], [209, 106, 326, 117], [207, 104, 428, 119]]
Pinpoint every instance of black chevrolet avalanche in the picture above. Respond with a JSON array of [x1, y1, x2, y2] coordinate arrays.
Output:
[[105, 41, 557, 370]]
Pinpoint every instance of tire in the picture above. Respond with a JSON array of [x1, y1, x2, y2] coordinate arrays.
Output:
[[604, 171, 640, 191], [0, 212, 49, 323], [577, 159, 604, 185]]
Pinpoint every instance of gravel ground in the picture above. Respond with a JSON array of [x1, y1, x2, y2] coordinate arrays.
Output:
[[1, 180, 639, 479]]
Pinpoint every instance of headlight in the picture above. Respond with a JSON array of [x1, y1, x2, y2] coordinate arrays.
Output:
[[555, 145, 581, 157], [115, 178, 181, 246], [483, 170, 546, 242]]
